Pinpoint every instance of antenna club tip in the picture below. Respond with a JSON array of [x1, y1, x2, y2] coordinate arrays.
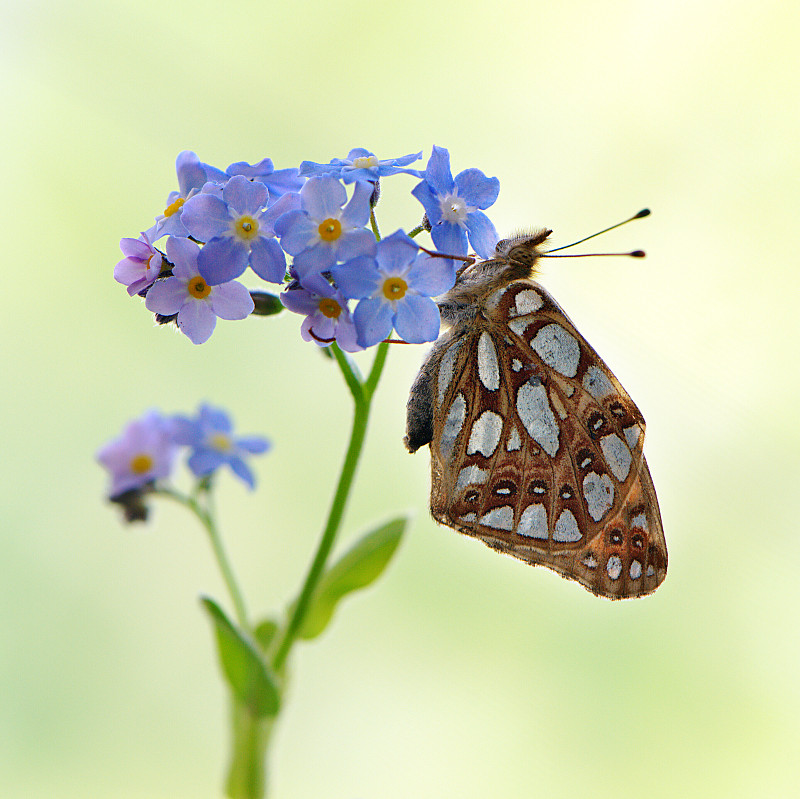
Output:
[[630, 250, 646, 258], [635, 208, 651, 218]]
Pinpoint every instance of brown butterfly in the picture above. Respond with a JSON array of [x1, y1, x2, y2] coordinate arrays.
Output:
[[405, 223, 666, 599]]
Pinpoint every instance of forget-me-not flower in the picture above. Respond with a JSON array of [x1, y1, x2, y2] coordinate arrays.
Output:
[[332, 230, 456, 347], [144, 236, 254, 344], [170, 404, 270, 489], [411, 145, 500, 260], [180, 175, 299, 285], [299, 148, 422, 184]]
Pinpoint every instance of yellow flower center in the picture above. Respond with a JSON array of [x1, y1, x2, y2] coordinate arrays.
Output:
[[188, 276, 211, 299], [210, 433, 233, 452], [382, 276, 408, 301], [352, 155, 379, 169], [164, 197, 185, 217], [318, 218, 342, 242], [130, 453, 153, 474], [234, 215, 260, 241], [318, 297, 342, 318]]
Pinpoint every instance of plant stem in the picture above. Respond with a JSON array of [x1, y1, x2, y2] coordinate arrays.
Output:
[[157, 488, 250, 631], [226, 699, 274, 799], [270, 342, 389, 671]]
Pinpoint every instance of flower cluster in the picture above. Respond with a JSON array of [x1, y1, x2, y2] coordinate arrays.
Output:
[[97, 405, 270, 520], [115, 146, 501, 349]]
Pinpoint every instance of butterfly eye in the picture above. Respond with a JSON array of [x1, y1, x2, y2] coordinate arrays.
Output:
[[631, 532, 646, 550], [464, 489, 480, 504], [559, 484, 573, 500], [608, 401, 626, 418], [528, 479, 548, 495], [609, 529, 624, 546], [577, 449, 593, 469]]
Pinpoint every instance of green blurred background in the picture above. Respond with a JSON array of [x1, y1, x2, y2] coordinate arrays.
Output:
[[2, 0, 799, 796]]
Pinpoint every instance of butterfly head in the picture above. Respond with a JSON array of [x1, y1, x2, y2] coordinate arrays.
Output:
[[494, 228, 552, 269]]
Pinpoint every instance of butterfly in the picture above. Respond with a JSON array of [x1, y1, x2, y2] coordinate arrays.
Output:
[[404, 226, 666, 599]]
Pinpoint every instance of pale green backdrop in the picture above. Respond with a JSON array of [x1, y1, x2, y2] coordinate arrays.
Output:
[[2, 0, 799, 796]]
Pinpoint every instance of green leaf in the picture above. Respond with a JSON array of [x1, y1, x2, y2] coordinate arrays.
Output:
[[200, 597, 281, 717], [298, 516, 407, 640]]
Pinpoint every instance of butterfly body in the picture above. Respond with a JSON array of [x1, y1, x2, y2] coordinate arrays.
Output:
[[405, 231, 666, 599]]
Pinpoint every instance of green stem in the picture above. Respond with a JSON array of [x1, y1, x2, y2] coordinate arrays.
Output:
[[369, 208, 381, 241], [157, 487, 250, 631], [270, 342, 389, 671], [225, 699, 274, 799]]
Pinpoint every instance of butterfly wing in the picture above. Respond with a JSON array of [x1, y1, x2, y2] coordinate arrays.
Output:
[[408, 279, 666, 599]]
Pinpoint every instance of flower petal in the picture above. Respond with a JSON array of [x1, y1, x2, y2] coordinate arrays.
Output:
[[430, 221, 468, 256], [199, 404, 233, 433], [275, 211, 317, 255], [339, 181, 372, 228], [454, 169, 500, 209], [228, 456, 256, 489], [175, 151, 209, 197], [302, 176, 346, 219], [393, 294, 441, 343], [411, 181, 440, 222], [222, 174, 268, 215], [236, 436, 271, 455], [180, 193, 231, 241], [465, 210, 500, 260], [374, 230, 418, 274], [424, 145, 454, 195], [144, 277, 187, 315], [330, 255, 380, 299], [210, 280, 254, 320], [188, 448, 226, 476], [177, 299, 217, 344], [353, 298, 394, 348], [198, 237, 250, 285], [406, 252, 457, 296], [337, 228, 378, 261], [249, 237, 286, 283]]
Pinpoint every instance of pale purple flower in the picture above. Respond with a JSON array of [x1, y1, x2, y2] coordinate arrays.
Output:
[[145, 151, 227, 242], [96, 410, 178, 497], [280, 274, 362, 352], [114, 232, 165, 296], [144, 237, 254, 345]]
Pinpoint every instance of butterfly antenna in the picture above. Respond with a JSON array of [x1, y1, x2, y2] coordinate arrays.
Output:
[[542, 208, 650, 254]]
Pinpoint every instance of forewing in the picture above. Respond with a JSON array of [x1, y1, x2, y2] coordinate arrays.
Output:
[[426, 279, 666, 599]]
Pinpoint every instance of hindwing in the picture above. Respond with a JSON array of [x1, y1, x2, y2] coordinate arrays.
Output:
[[409, 279, 666, 599]]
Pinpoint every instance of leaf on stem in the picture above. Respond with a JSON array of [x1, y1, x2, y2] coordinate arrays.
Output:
[[297, 516, 408, 640], [201, 596, 281, 717]]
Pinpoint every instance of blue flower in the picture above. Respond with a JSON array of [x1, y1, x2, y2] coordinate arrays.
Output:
[[411, 145, 500, 259], [280, 274, 363, 352], [224, 158, 305, 203], [180, 175, 300, 285], [96, 410, 179, 497], [299, 148, 422, 184], [274, 177, 376, 278], [170, 404, 271, 489], [145, 151, 227, 242], [144, 237, 254, 344], [331, 229, 456, 347]]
